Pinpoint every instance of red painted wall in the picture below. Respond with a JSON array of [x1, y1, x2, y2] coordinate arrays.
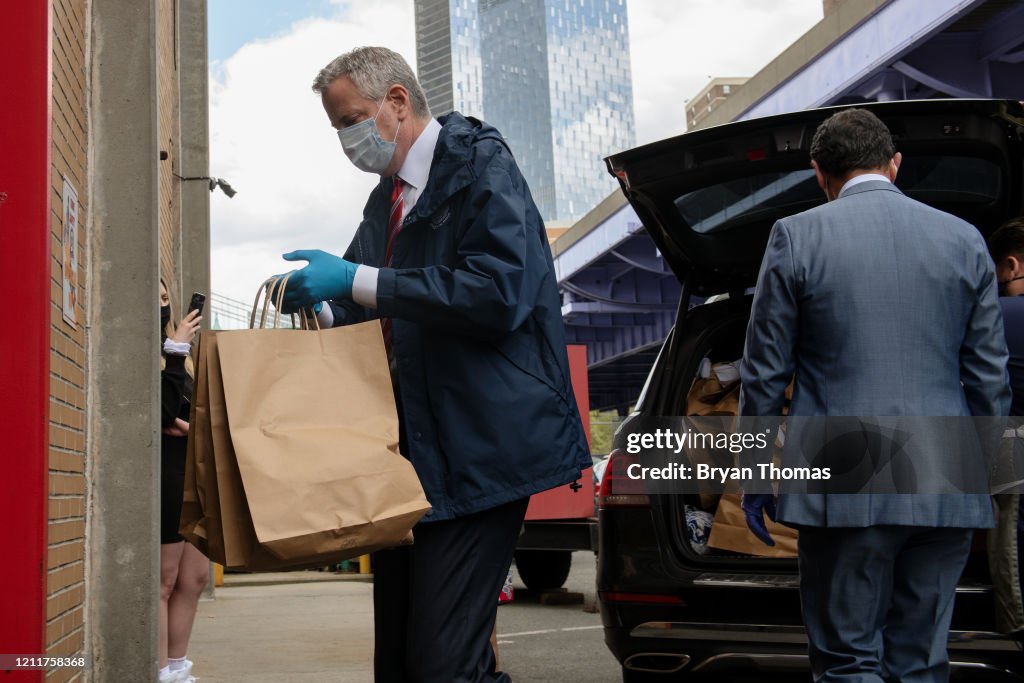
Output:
[[0, 0, 52, 678]]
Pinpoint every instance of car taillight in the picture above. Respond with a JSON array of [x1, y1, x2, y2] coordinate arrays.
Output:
[[746, 147, 767, 161], [598, 449, 650, 508]]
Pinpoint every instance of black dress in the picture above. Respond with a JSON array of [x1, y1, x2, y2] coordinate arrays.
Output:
[[160, 347, 193, 544]]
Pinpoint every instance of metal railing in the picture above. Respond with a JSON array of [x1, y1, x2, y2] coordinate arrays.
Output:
[[208, 292, 296, 330]]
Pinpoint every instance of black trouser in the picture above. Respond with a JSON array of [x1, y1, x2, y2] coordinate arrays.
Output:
[[373, 497, 528, 683]]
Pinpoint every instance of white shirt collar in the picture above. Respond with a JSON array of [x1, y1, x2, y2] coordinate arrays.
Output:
[[397, 118, 441, 191], [839, 172, 891, 196]]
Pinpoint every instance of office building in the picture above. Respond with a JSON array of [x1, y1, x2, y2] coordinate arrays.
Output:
[[686, 77, 749, 130], [415, 0, 636, 222]]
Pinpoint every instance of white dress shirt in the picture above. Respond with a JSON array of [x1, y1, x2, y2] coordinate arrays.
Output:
[[838, 172, 891, 196], [317, 118, 443, 326]]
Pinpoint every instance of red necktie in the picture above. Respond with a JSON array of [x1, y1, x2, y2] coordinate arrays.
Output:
[[381, 178, 404, 353]]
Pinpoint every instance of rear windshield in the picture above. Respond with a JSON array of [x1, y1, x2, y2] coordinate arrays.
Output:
[[677, 156, 1001, 235]]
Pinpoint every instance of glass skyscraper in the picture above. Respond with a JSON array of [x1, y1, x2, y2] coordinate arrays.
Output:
[[414, 0, 636, 223], [415, 0, 484, 118]]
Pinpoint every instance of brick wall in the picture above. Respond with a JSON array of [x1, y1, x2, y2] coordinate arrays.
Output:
[[47, 0, 88, 678], [46, 0, 182, 674], [44, 0, 185, 675], [158, 0, 183, 308]]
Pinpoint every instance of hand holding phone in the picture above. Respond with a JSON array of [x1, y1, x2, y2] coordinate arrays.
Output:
[[187, 292, 206, 317]]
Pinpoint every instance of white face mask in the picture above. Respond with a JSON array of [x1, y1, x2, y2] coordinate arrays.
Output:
[[337, 97, 401, 175]]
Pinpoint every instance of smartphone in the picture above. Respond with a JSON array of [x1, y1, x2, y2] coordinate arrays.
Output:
[[187, 292, 206, 317]]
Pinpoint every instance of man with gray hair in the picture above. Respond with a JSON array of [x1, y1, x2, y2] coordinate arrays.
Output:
[[272, 47, 590, 682]]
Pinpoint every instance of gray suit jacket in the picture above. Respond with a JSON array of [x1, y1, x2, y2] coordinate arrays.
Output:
[[739, 180, 1010, 528]]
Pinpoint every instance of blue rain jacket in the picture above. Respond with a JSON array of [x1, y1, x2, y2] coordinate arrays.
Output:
[[326, 112, 591, 521]]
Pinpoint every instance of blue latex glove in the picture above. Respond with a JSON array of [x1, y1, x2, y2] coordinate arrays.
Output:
[[277, 249, 357, 313], [266, 277, 324, 314], [741, 493, 777, 547]]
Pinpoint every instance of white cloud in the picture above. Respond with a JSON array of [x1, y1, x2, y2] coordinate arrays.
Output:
[[209, 1, 415, 302], [628, 0, 823, 144], [209, 0, 821, 302]]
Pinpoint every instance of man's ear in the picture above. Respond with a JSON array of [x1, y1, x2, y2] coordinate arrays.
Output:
[[387, 84, 411, 120], [1009, 255, 1022, 276], [887, 152, 902, 182], [812, 160, 828, 195]]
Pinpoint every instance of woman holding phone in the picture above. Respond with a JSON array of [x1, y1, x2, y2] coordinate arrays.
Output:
[[158, 278, 207, 683]]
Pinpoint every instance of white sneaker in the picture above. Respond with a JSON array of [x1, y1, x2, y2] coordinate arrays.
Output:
[[176, 660, 198, 682], [159, 661, 197, 683]]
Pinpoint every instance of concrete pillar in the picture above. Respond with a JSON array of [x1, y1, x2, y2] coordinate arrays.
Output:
[[178, 0, 210, 309], [86, 0, 161, 679], [178, 0, 215, 601]]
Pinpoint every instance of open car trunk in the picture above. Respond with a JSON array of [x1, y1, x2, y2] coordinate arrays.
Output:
[[606, 99, 1024, 297], [639, 295, 1008, 634], [605, 100, 1024, 628]]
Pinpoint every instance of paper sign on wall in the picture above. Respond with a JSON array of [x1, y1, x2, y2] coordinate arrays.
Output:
[[62, 176, 79, 327]]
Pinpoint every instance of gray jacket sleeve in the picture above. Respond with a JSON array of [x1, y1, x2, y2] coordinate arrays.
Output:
[[960, 231, 1011, 417], [739, 219, 799, 417]]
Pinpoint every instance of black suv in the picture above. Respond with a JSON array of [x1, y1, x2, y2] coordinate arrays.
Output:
[[596, 99, 1024, 682]]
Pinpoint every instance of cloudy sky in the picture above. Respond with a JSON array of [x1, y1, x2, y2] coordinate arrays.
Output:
[[207, 0, 823, 302]]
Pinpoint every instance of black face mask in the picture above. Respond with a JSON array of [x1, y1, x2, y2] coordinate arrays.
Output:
[[160, 305, 171, 328], [998, 274, 1024, 297]]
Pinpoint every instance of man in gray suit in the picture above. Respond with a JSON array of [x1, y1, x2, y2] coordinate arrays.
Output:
[[739, 108, 1011, 682]]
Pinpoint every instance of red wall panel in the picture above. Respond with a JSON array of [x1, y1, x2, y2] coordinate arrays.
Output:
[[0, 0, 52, 677]]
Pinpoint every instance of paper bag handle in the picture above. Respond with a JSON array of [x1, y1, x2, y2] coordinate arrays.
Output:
[[250, 275, 321, 331], [305, 309, 321, 331], [300, 307, 322, 331], [251, 275, 288, 329]]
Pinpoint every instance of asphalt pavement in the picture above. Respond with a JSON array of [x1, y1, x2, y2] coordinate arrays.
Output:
[[188, 551, 621, 682]]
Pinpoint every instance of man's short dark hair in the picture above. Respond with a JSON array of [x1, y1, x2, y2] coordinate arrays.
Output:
[[989, 217, 1024, 262], [810, 108, 896, 177]]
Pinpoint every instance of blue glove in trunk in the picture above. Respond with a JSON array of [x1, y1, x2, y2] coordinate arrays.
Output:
[[741, 493, 777, 547]]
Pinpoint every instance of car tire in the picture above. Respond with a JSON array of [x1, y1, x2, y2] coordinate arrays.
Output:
[[513, 549, 572, 591]]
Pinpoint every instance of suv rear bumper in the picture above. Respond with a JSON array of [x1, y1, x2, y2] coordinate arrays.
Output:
[[604, 618, 1024, 679], [628, 621, 1020, 650]]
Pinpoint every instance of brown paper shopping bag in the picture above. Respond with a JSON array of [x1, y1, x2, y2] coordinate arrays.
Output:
[[706, 493, 798, 558], [180, 332, 219, 556], [183, 279, 430, 569], [216, 319, 430, 562], [179, 370, 208, 556], [182, 329, 262, 568], [204, 330, 317, 571], [204, 330, 261, 568], [212, 279, 430, 564], [686, 375, 740, 416]]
